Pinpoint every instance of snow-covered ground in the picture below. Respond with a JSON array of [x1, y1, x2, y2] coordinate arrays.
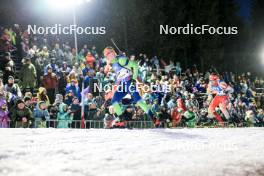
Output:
[[0, 128, 264, 176]]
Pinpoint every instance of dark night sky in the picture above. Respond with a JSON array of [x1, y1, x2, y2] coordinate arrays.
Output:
[[235, 0, 252, 23], [0, 0, 253, 24]]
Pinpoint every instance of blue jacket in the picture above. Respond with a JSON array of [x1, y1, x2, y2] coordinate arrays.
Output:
[[65, 84, 81, 101]]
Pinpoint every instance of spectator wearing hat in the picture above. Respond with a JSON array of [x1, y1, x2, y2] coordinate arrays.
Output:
[[37, 87, 50, 107], [69, 97, 81, 128], [4, 76, 22, 98], [42, 66, 58, 104], [24, 96, 34, 111], [10, 99, 33, 128], [44, 58, 59, 75], [33, 101, 50, 128], [57, 102, 73, 128], [65, 79, 81, 101], [20, 58, 37, 93], [86, 51, 95, 68]]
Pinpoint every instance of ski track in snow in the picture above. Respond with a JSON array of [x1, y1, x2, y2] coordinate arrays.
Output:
[[0, 128, 264, 176]]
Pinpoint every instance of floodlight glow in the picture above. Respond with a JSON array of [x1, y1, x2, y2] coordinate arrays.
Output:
[[45, 0, 90, 9], [260, 49, 264, 65]]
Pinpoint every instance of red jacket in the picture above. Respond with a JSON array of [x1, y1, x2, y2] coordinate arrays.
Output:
[[43, 73, 58, 89], [86, 54, 95, 68]]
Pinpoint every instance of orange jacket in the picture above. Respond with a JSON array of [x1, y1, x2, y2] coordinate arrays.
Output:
[[86, 54, 95, 68]]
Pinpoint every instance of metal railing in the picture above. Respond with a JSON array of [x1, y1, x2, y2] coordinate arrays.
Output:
[[4, 119, 155, 129], [2, 119, 262, 129]]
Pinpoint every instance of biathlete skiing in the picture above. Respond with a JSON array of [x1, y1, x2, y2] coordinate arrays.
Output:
[[207, 73, 234, 126], [103, 46, 160, 127]]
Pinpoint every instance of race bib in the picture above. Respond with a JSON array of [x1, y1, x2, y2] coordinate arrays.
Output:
[[116, 67, 132, 81]]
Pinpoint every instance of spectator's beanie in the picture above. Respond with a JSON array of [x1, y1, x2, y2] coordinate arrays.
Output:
[[24, 96, 31, 102], [8, 76, 14, 80], [16, 99, 24, 105]]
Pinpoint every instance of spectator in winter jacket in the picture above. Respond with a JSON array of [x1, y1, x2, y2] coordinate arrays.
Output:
[[175, 62, 182, 76], [167, 96, 177, 109], [33, 101, 50, 128], [34, 57, 45, 86], [65, 79, 81, 101], [84, 93, 98, 120], [60, 62, 71, 74], [4, 76, 22, 98], [182, 106, 197, 128], [151, 56, 160, 74], [0, 98, 10, 128], [67, 71, 78, 84], [104, 106, 115, 128], [256, 109, 264, 126], [1, 29, 13, 52], [42, 66, 58, 104], [10, 99, 33, 128], [52, 43, 64, 61], [195, 77, 207, 93], [20, 58, 37, 93], [91, 45, 98, 58], [37, 46, 49, 59], [2, 52, 15, 84], [95, 67, 105, 83], [24, 96, 35, 111], [70, 97, 81, 128], [44, 58, 59, 75], [37, 87, 50, 106], [82, 63, 91, 76], [57, 103, 73, 128], [58, 71, 68, 96], [86, 52, 95, 68], [72, 63, 83, 76], [64, 90, 74, 106]]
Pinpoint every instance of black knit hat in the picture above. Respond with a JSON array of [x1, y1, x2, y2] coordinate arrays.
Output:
[[16, 99, 25, 105], [24, 96, 31, 102]]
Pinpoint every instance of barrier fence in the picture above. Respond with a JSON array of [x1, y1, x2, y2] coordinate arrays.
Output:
[[1, 119, 261, 129]]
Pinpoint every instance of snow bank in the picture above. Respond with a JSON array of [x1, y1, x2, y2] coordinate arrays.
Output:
[[0, 128, 264, 176]]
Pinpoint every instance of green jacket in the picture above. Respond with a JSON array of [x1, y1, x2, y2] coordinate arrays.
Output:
[[112, 57, 139, 80], [7, 30, 16, 45], [20, 63, 37, 88], [183, 110, 197, 128], [10, 106, 33, 128]]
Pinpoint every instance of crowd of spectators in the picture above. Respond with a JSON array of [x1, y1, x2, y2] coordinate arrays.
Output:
[[0, 24, 264, 128]]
